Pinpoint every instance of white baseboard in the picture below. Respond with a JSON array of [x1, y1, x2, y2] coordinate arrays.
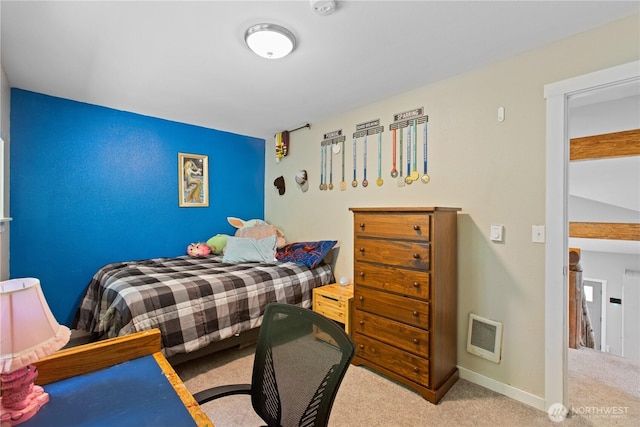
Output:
[[457, 365, 546, 411]]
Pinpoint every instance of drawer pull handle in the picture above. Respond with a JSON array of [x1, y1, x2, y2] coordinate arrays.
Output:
[[359, 296, 364, 301], [359, 320, 364, 325], [359, 247, 365, 253], [413, 367, 419, 373], [413, 338, 419, 344], [359, 344, 364, 350], [413, 225, 420, 231], [412, 282, 419, 288], [359, 271, 365, 277], [412, 311, 418, 317], [413, 253, 420, 259], [359, 223, 365, 229]]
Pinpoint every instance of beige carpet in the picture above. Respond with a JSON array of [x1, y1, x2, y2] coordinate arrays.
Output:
[[567, 347, 639, 426], [175, 345, 639, 427]]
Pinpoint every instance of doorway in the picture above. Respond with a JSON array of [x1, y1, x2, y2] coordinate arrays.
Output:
[[544, 60, 640, 410], [622, 270, 640, 361]]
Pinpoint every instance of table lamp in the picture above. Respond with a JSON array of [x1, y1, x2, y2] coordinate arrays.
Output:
[[0, 278, 71, 425]]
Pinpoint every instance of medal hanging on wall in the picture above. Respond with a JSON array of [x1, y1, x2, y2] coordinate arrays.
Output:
[[319, 143, 325, 190], [421, 119, 430, 184], [340, 138, 347, 191], [376, 131, 383, 186], [323, 143, 328, 190], [398, 126, 405, 187], [362, 134, 368, 187], [405, 123, 413, 185], [328, 142, 334, 190], [390, 128, 398, 178], [411, 119, 419, 182], [352, 136, 358, 188]]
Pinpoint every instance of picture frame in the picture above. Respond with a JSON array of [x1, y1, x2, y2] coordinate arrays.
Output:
[[178, 152, 209, 207]]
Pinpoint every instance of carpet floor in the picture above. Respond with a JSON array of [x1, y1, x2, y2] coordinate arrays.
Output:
[[175, 345, 639, 426]]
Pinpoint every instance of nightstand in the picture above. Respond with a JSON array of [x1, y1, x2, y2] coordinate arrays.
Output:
[[312, 283, 354, 334]]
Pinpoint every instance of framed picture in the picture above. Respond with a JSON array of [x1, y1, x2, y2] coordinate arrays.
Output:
[[178, 153, 209, 207]]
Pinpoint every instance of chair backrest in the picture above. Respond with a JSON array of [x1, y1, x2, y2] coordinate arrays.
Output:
[[250, 302, 355, 427]]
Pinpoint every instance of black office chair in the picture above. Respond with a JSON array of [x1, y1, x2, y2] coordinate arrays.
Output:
[[193, 302, 355, 427]]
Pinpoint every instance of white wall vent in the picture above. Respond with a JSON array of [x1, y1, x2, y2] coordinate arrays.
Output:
[[467, 313, 503, 363]]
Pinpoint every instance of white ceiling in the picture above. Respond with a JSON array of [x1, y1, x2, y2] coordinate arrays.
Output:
[[2, 1, 639, 141], [571, 156, 640, 213]]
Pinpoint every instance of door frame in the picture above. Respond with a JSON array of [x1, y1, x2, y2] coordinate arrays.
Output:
[[544, 60, 640, 410]]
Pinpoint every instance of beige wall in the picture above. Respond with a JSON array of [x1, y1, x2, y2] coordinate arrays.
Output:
[[264, 14, 640, 401], [1, 63, 10, 280]]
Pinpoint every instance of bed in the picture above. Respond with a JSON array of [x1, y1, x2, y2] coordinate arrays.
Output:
[[73, 253, 335, 362]]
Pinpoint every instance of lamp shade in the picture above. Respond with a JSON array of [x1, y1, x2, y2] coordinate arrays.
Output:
[[0, 278, 70, 373], [245, 23, 296, 59]]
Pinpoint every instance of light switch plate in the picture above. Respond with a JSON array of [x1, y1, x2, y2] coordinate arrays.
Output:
[[532, 225, 545, 243]]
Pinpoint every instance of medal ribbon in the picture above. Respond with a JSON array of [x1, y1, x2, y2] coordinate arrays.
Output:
[[413, 119, 418, 174], [399, 127, 403, 177], [423, 121, 428, 175], [377, 132, 382, 183], [341, 139, 345, 185], [406, 124, 411, 178], [329, 143, 333, 189], [363, 134, 368, 186], [319, 144, 323, 190], [352, 136, 357, 185]]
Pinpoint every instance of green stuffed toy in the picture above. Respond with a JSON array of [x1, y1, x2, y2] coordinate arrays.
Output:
[[206, 234, 229, 254]]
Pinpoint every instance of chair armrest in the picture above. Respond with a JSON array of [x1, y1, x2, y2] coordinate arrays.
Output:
[[194, 383, 252, 405]]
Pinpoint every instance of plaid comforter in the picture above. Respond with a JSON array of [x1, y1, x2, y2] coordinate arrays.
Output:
[[74, 255, 334, 357]]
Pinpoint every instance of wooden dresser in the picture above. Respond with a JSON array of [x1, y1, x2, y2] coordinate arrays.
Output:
[[349, 207, 460, 404]]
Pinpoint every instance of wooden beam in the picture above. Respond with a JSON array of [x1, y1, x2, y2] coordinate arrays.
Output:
[[569, 222, 640, 241], [570, 129, 640, 161]]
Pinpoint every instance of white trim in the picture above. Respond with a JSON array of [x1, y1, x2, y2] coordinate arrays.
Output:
[[458, 366, 545, 411], [544, 60, 640, 412], [544, 61, 640, 98], [544, 87, 569, 410]]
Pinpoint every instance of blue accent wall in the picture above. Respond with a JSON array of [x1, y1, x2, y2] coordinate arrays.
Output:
[[10, 89, 265, 325]]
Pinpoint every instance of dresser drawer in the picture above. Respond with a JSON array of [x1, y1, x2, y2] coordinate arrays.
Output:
[[353, 309, 429, 356], [354, 213, 431, 241], [354, 286, 429, 329], [354, 262, 430, 300], [354, 333, 429, 387], [354, 237, 430, 270]]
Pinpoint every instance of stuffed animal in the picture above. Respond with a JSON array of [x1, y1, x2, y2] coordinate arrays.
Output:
[[206, 234, 229, 254], [227, 217, 270, 229], [227, 217, 286, 248], [187, 242, 211, 258]]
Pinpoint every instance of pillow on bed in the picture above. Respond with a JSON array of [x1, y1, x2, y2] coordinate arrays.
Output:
[[276, 240, 337, 269], [222, 235, 278, 263]]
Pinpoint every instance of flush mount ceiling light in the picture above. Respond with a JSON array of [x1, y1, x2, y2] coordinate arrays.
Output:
[[244, 23, 296, 59]]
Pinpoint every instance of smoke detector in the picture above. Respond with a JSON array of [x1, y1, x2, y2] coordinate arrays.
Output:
[[311, 0, 336, 16]]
